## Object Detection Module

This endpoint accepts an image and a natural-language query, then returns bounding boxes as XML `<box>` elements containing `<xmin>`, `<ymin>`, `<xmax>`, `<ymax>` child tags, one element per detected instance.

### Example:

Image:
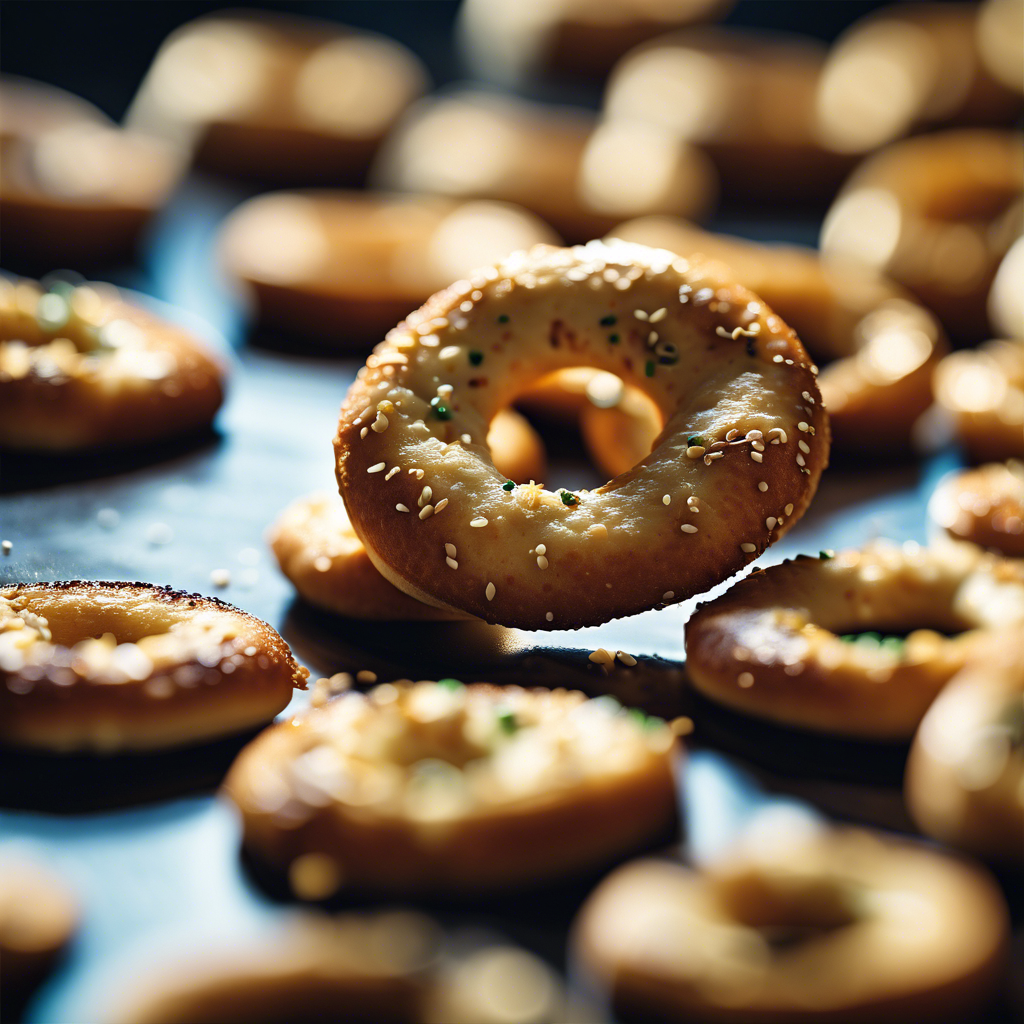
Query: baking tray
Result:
<box><xmin>1</xmin><ymin>179</ymin><xmax>1021</xmax><ymax>1023</ymax></box>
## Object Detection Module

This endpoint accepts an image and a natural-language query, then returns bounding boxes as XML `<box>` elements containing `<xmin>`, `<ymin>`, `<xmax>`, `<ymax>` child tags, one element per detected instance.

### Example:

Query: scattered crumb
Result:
<box><xmin>1</xmin><ymin>540</ymin><xmax>11</xmax><ymax>556</ymax></box>
<box><xmin>210</xmin><ymin>568</ymin><xmax>231</xmax><ymax>587</ymax></box>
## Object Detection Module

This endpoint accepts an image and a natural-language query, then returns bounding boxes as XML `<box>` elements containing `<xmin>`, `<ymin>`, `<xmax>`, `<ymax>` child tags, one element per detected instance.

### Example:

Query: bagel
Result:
<box><xmin>0</xmin><ymin>581</ymin><xmax>307</xmax><ymax>753</ymax></box>
<box><xmin>906</xmin><ymin>646</ymin><xmax>1024</xmax><ymax>862</ymax></box>
<box><xmin>977</xmin><ymin>0</ymin><xmax>1024</xmax><ymax>96</ymax></box>
<box><xmin>988</xmin><ymin>234</ymin><xmax>1023</xmax><ymax>339</ymax></box>
<box><xmin>220</xmin><ymin>192</ymin><xmax>560</xmax><ymax>346</ymax></box>
<box><xmin>929</xmin><ymin>461</ymin><xmax>1024</xmax><ymax>558</ymax></box>
<box><xmin>606</xmin><ymin>217</ymin><xmax>946</xmax><ymax>455</ymax></box>
<box><xmin>107</xmin><ymin>910</ymin><xmax>577</xmax><ymax>1024</ymax></box>
<box><xmin>0</xmin><ymin>860</ymin><xmax>78</xmax><ymax>1010</ymax></box>
<box><xmin>370</xmin><ymin>91</ymin><xmax>717</xmax><ymax>243</ymax></box>
<box><xmin>684</xmin><ymin>541</ymin><xmax>1024</xmax><ymax>739</ymax></box>
<box><xmin>933</xmin><ymin>338</ymin><xmax>1024</xmax><ymax>462</ymax></box>
<box><xmin>334</xmin><ymin>240</ymin><xmax>829</xmax><ymax>630</ymax></box>
<box><xmin>0</xmin><ymin>277</ymin><xmax>225</xmax><ymax>452</ymax></box>
<box><xmin>573</xmin><ymin>821</ymin><xmax>1009</xmax><ymax>1022</ymax></box>
<box><xmin>224</xmin><ymin>680</ymin><xmax>679</xmax><ymax>895</ymax></box>
<box><xmin>815</xmin><ymin>3</ymin><xmax>1023</xmax><ymax>156</ymax></box>
<box><xmin>0</xmin><ymin>77</ymin><xmax>180</xmax><ymax>267</ymax></box>
<box><xmin>126</xmin><ymin>11</ymin><xmax>427</xmax><ymax>184</ymax></box>
<box><xmin>820</xmin><ymin>129</ymin><xmax>1023</xmax><ymax>342</ymax></box>
<box><xmin>602</xmin><ymin>29</ymin><xmax>857</xmax><ymax>204</ymax></box>
<box><xmin>457</xmin><ymin>0</ymin><xmax>732</xmax><ymax>85</ymax></box>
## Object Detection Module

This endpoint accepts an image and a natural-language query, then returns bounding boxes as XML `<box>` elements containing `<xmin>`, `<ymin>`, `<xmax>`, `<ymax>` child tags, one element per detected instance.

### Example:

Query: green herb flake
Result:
<box><xmin>502</xmin><ymin>479</ymin><xmax>516</xmax><ymax>491</ymax></box>
<box><xmin>608</xmin><ymin>333</ymin><xmax>620</xmax><ymax>344</ymax></box>
<box><xmin>436</xmin><ymin>677</ymin><xmax>464</xmax><ymax>691</ymax></box>
<box><xmin>560</xmin><ymin>490</ymin><xmax>578</xmax><ymax>506</ymax></box>
<box><xmin>599</xmin><ymin>314</ymin><xmax>617</xmax><ymax>326</ymax></box>
<box><xmin>820</xmin><ymin>550</ymin><xmax>834</xmax><ymax>560</ymax></box>
<box><xmin>645</xmin><ymin>360</ymin><xmax>655</xmax><ymax>378</ymax></box>
<box><xmin>496</xmin><ymin>708</ymin><xmax>518</xmax><ymax>734</ymax></box>
<box><xmin>688</xmin><ymin>435</ymin><xmax>703</xmax><ymax>447</ymax></box>
<box><xmin>497</xmin><ymin>314</ymin><xmax>510</xmax><ymax>324</ymax></box>
<box><xmin>468</xmin><ymin>350</ymin><xmax>484</xmax><ymax>366</ymax></box>
<box><xmin>430</xmin><ymin>396</ymin><xmax>452</xmax><ymax>420</ymax></box>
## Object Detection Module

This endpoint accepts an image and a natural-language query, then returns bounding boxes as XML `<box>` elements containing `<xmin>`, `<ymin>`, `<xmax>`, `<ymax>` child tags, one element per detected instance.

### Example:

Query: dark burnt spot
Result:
<box><xmin>468</xmin><ymin>377</ymin><xmax>488</xmax><ymax>388</ymax></box>
<box><xmin>746</xmin><ymin>337</ymin><xmax>757</xmax><ymax>358</ymax></box>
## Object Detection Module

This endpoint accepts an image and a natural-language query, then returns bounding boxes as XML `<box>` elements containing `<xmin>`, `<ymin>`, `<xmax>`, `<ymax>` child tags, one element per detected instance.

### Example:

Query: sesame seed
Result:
<box><xmin>738</xmin><ymin>672</ymin><xmax>754</xmax><ymax>688</ymax></box>
<box><xmin>686</xmin><ymin>445</ymin><xmax>706</xmax><ymax>458</ymax></box>
<box><xmin>802</xmin><ymin>391</ymin><xmax>815</xmax><ymax>403</ymax></box>
<box><xmin>446</xmin><ymin>557</ymin><xmax>459</xmax><ymax>570</ymax></box>
<box><xmin>705</xmin><ymin>451</ymin><xmax>724</xmax><ymax>463</ymax></box>
<box><xmin>418</xmin><ymin>486</ymin><xmax>432</xmax><ymax>507</ymax></box>
<box><xmin>649</xmin><ymin>307</ymin><xmax>667</xmax><ymax>323</ymax></box>
<box><xmin>647</xmin><ymin>330</ymin><xmax>659</xmax><ymax>346</ymax></box>
<box><xmin>687</xmin><ymin>496</ymin><xmax>699</xmax><ymax>510</ymax></box>
<box><xmin>798</xmin><ymin>440</ymin><xmax>810</xmax><ymax>454</ymax></box>
<box><xmin>633</xmin><ymin>309</ymin><xmax>648</xmax><ymax>320</ymax></box>
<box><xmin>662</xmin><ymin>494</ymin><xmax>671</xmax><ymax>505</ymax></box>
<box><xmin>758</xmin><ymin>481</ymin><xmax>768</xmax><ymax>492</ymax></box>
<box><xmin>210</xmin><ymin>568</ymin><xmax>231</xmax><ymax>587</ymax></box>
<box><xmin>461</xmin><ymin>433</ymin><xmax>472</xmax><ymax>443</ymax></box>
<box><xmin>766</xmin><ymin>517</ymin><xmax>777</xmax><ymax>530</ymax></box>
<box><xmin>470</xmin><ymin>517</ymin><xmax>488</xmax><ymax>527</ymax></box>
<box><xmin>752</xmin><ymin>441</ymin><xmax>765</xmax><ymax>451</ymax></box>
<box><xmin>681</xmin><ymin>523</ymin><xmax>698</xmax><ymax>534</ymax></box>
<box><xmin>371</xmin><ymin>413</ymin><xmax>389</xmax><ymax>432</ymax></box>
<box><xmin>773</xmin><ymin>355</ymin><xmax>784</xmax><ymax>363</ymax></box>
<box><xmin>747</xmin><ymin>429</ymin><xmax>763</xmax><ymax>440</ymax></box>
<box><xmin>616</xmin><ymin>650</ymin><xmax>638</xmax><ymax>666</ymax></box>
<box><xmin>715</xmin><ymin>326</ymin><xmax>731</xmax><ymax>338</ymax></box>
<box><xmin>769</xmin><ymin>427</ymin><xmax>788</xmax><ymax>444</ymax></box>
<box><xmin>535</xmin><ymin>544</ymin><xmax>546</xmax><ymax>555</ymax></box>
<box><xmin>546</xmin><ymin>612</ymin><xmax>554</xmax><ymax>621</ymax></box>
<box><xmin>439</xmin><ymin>345</ymin><xmax>460</xmax><ymax>359</ymax></box>
<box><xmin>785</xmin><ymin>503</ymin><xmax>794</xmax><ymax>515</ymax></box>
<box><xmin>396</xmin><ymin>504</ymin><xmax>409</xmax><ymax>512</ymax></box>
<box><xmin>663</xmin><ymin>591</ymin><xmax>675</xmax><ymax>600</ymax></box>
<box><xmin>485</xmin><ymin>582</ymin><xmax>496</xmax><ymax>601</ymax></box>
<box><xmin>419</xmin><ymin>505</ymin><xmax>434</xmax><ymax>520</ymax></box>
<box><xmin>360</xmin><ymin>427</ymin><xmax>368</xmax><ymax>439</ymax></box>
<box><xmin>741</xmin><ymin>542</ymin><xmax>757</xmax><ymax>553</ymax></box>
<box><xmin>751</xmin><ymin>451</ymin><xmax>763</xmax><ymax>463</ymax></box>
<box><xmin>385</xmin><ymin>467</ymin><xmax>399</xmax><ymax>480</ymax></box>
<box><xmin>798</xmin><ymin>421</ymin><xmax>809</xmax><ymax>432</ymax></box>
<box><xmin>726</xmin><ymin>429</ymin><xmax>738</xmax><ymax>441</ymax></box>
<box><xmin>368</xmin><ymin>462</ymin><xmax>386</xmax><ymax>474</ymax></box>
<box><xmin>796</xmin><ymin>454</ymin><xmax>806</xmax><ymax>466</ymax></box>
<box><xmin>434</xmin><ymin>498</ymin><xmax>448</xmax><ymax>513</ymax></box>
<box><xmin>589</xmin><ymin>648</ymin><xmax>614</xmax><ymax>665</ymax></box>
<box><xmin>356</xmin><ymin>670</ymin><xmax>377</xmax><ymax>685</ymax></box>
<box><xmin>670</xmin><ymin>716</ymin><xmax>694</xmax><ymax>736</ymax></box>
<box><xmin>445</xmin><ymin>543</ymin><xmax>456</xmax><ymax>557</ymax></box>
<box><xmin>1</xmin><ymin>540</ymin><xmax>11</xmax><ymax>555</ymax></box>
<box><xmin>537</xmin><ymin>555</ymin><xmax>549</xmax><ymax>569</ymax></box>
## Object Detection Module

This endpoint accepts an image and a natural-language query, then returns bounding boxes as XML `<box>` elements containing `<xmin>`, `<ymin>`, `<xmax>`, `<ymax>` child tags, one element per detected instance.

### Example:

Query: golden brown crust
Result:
<box><xmin>933</xmin><ymin>339</ymin><xmax>1024</xmax><ymax>463</ymax></box>
<box><xmin>335</xmin><ymin>240</ymin><xmax>829</xmax><ymax>630</ymax></box>
<box><xmin>573</xmin><ymin>825</ymin><xmax>1009</xmax><ymax>1022</ymax></box>
<box><xmin>126</xmin><ymin>12</ymin><xmax>427</xmax><ymax>185</ymax></box>
<box><xmin>0</xmin><ymin>861</ymin><xmax>78</xmax><ymax>996</ymax></box>
<box><xmin>0</xmin><ymin>581</ymin><xmax>307</xmax><ymax>752</ymax></box>
<box><xmin>219</xmin><ymin>192</ymin><xmax>560</xmax><ymax>346</ymax></box>
<box><xmin>684</xmin><ymin>541</ymin><xmax>1024</xmax><ymax>739</ymax></box>
<box><xmin>609</xmin><ymin>218</ymin><xmax>947</xmax><ymax>453</ymax></box>
<box><xmin>0</xmin><ymin>278</ymin><xmax>226</xmax><ymax>452</ymax></box>
<box><xmin>906</xmin><ymin>646</ymin><xmax>1024</xmax><ymax>862</ymax></box>
<box><xmin>821</xmin><ymin>129</ymin><xmax>1023</xmax><ymax>342</ymax></box>
<box><xmin>224</xmin><ymin>681</ymin><xmax>679</xmax><ymax>895</ymax></box>
<box><xmin>929</xmin><ymin>461</ymin><xmax>1024</xmax><ymax>557</ymax></box>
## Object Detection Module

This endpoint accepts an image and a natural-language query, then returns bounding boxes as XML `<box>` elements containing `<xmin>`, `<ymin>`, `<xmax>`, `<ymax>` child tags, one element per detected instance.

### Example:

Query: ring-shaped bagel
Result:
<box><xmin>0</xmin><ymin>582</ymin><xmax>307</xmax><ymax>752</ymax></box>
<box><xmin>608</xmin><ymin>217</ymin><xmax>947</xmax><ymax>453</ymax></box>
<box><xmin>0</xmin><ymin>278</ymin><xmax>225</xmax><ymax>451</ymax></box>
<box><xmin>933</xmin><ymin>338</ymin><xmax>1024</xmax><ymax>462</ymax></box>
<box><xmin>906</xmin><ymin>646</ymin><xmax>1024</xmax><ymax>862</ymax></box>
<box><xmin>820</xmin><ymin>128</ymin><xmax>1023</xmax><ymax>342</ymax></box>
<box><xmin>334</xmin><ymin>240</ymin><xmax>829</xmax><ymax>630</ymax></box>
<box><xmin>684</xmin><ymin>541</ymin><xmax>1024</xmax><ymax>739</ymax></box>
<box><xmin>272</xmin><ymin>410</ymin><xmax>545</xmax><ymax>620</ymax></box>
<box><xmin>573</xmin><ymin>824</ymin><xmax>1009</xmax><ymax>1022</ymax></box>
<box><xmin>224</xmin><ymin>680</ymin><xmax>679</xmax><ymax>895</ymax></box>
<box><xmin>929</xmin><ymin>461</ymin><xmax>1024</xmax><ymax>558</ymax></box>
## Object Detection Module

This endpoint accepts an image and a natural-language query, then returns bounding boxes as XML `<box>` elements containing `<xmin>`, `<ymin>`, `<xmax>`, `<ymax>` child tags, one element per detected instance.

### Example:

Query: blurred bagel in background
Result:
<box><xmin>126</xmin><ymin>11</ymin><xmax>428</xmax><ymax>185</ymax></box>
<box><xmin>0</xmin><ymin>77</ymin><xmax>181</xmax><ymax>268</ymax></box>
<box><xmin>370</xmin><ymin>90</ymin><xmax>717</xmax><ymax>242</ymax></box>
<box><xmin>219</xmin><ymin>192</ymin><xmax>561</xmax><ymax>346</ymax></box>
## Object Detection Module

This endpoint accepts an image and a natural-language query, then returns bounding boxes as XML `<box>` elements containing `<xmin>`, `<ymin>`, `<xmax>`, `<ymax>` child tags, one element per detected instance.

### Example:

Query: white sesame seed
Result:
<box><xmin>741</xmin><ymin>542</ymin><xmax>757</xmax><ymax>553</ymax></box>
<box><xmin>470</xmin><ymin>517</ymin><xmax>488</xmax><ymax>527</ymax></box>
<box><xmin>446</xmin><ymin>557</ymin><xmax>459</xmax><ymax>570</ymax></box>
<box><xmin>545</xmin><ymin>611</ymin><xmax>554</xmax><ymax>622</ymax></box>
<box><xmin>758</xmin><ymin>481</ymin><xmax>768</xmax><ymax>492</ymax></box>
<box><xmin>705</xmin><ymin>451</ymin><xmax>724</xmax><ymax>462</ymax></box>
<box><xmin>1</xmin><ymin>540</ymin><xmax>11</xmax><ymax>555</ymax></box>
<box><xmin>663</xmin><ymin>591</ymin><xmax>675</xmax><ymax>600</ymax></box>
<box><xmin>445</xmin><ymin>543</ymin><xmax>457</xmax><ymax>557</ymax></box>
<box><xmin>686</xmin><ymin>446</ymin><xmax>706</xmax><ymax>458</ymax></box>
<box><xmin>367</xmin><ymin>462</ymin><xmax>386</xmax><ymax>474</ymax></box>
<box><xmin>738</xmin><ymin>672</ymin><xmax>754</xmax><ymax>688</ymax></box>
<box><xmin>681</xmin><ymin>523</ymin><xmax>698</xmax><ymax>534</ymax></box>
<box><xmin>616</xmin><ymin>651</ymin><xmax>638</xmax><ymax>666</ymax></box>
<box><xmin>751</xmin><ymin>451</ymin><xmax>763</xmax><ymax>463</ymax></box>
<box><xmin>371</xmin><ymin>413</ymin><xmax>388</xmax><ymax>432</ymax></box>
<box><xmin>688</xmin><ymin>497</ymin><xmax>700</xmax><ymax>511</ymax></box>
<box><xmin>439</xmin><ymin>345</ymin><xmax>460</xmax><ymax>359</ymax></box>
<box><xmin>485</xmin><ymin>582</ymin><xmax>496</xmax><ymax>601</ymax></box>
<box><xmin>785</xmin><ymin>503</ymin><xmax>794</xmax><ymax>515</ymax></box>
<box><xmin>434</xmin><ymin>498</ymin><xmax>448</xmax><ymax>513</ymax></box>
<box><xmin>535</xmin><ymin>543</ymin><xmax>546</xmax><ymax>555</ymax></box>
<box><xmin>537</xmin><ymin>555</ymin><xmax>549</xmax><ymax>569</ymax></box>
<box><xmin>647</xmin><ymin>330</ymin><xmax>659</xmax><ymax>346</ymax></box>
<box><xmin>715</xmin><ymin>326</ymin><xmax>731</xmax><ymax>338</ymax></box>
<box><xmin>802</xmin><ymin>391</ymin><xmax>815</xmax><ymax>403</ymax></box>
<box><xmin>360</xmin><ymin>427</ymin><xmax>368</xmax><ymax>439</ymax></box>
<box><xmin>210</xmin><ymin>568</ymin><xmax>231</xmax><ymax>587</ymax></box>
<box><xmin>773</xmin><ymin>355</ymin><xmax>784</xmax><ymax>363</ymax></box>
<box><xmin>726</xmin><ymin>429</ymin><xmax>738</xmax><ymax>441</ymax></box>
<box><xmin>747</xmin><ymin>429</ymin><xmax>763</xmax><ymax>440</ymax></box>
<box><xmin>798</xmin><ymin>440</ymin><xmax>810</xmax><ymax>454</ymax></box>
<box><xmin>752</xmin><ymin>441</ymin><xmax>765</xmax><ymax>451</ymax></box>
<box><xmin>418</xmin><ymin>486</ymin><xmax>432</xmax><ymax>507</ymax></box>
<box><xmin>798</xmin><ymin>421</ymin><xmax>809</xmax><ymax>432</ymax></box>
<box><xmin>796</xmin><ymin>454</ymin><xmax>806</xmax><ymax>466</ymax></box>
<box><xmin>356</xmin><ymin>670</ymin><xmax>377</xmax><ymax>684</ymax></box>
<box><xmin>418</xmin><ymin>505</ymin><xmax>434</xmax><ymax>520</ymax></box>
<box><xmin>396</xmin><ymin>504</ymin><xmax>409</xmax><ymax>512</ymax></box>
<box><xmin>662</xmin><ymin>494</ymin><xmax>671</xmax><ymax>505</ymax></box>
<box><xmin>384</xmin><ymin>467</ymin><xmax>399</xmax><ymax>480</ymax></box>
<box><xmin>461</xmin><ymin>433</ymin><xmax>472</xmax><ymax>444</ymax></box>
<box><xmin>649</xmin><ymin>307</ymin><xmax>667</xmax><ymax>323</ymax></box>
<box><xmin>766</xmin><ymin>517</ymin><xmax>777</xmax><ymax>530</ymax></box>
<box><xmin>633</xmin><ymin>309</ymin><xmax>648</xmax><ymax>320</ymax></box>
<box><xmin>589</xmin><ymin>648</ymin><xmax>614</xmax><ymax>665</ymax></box>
